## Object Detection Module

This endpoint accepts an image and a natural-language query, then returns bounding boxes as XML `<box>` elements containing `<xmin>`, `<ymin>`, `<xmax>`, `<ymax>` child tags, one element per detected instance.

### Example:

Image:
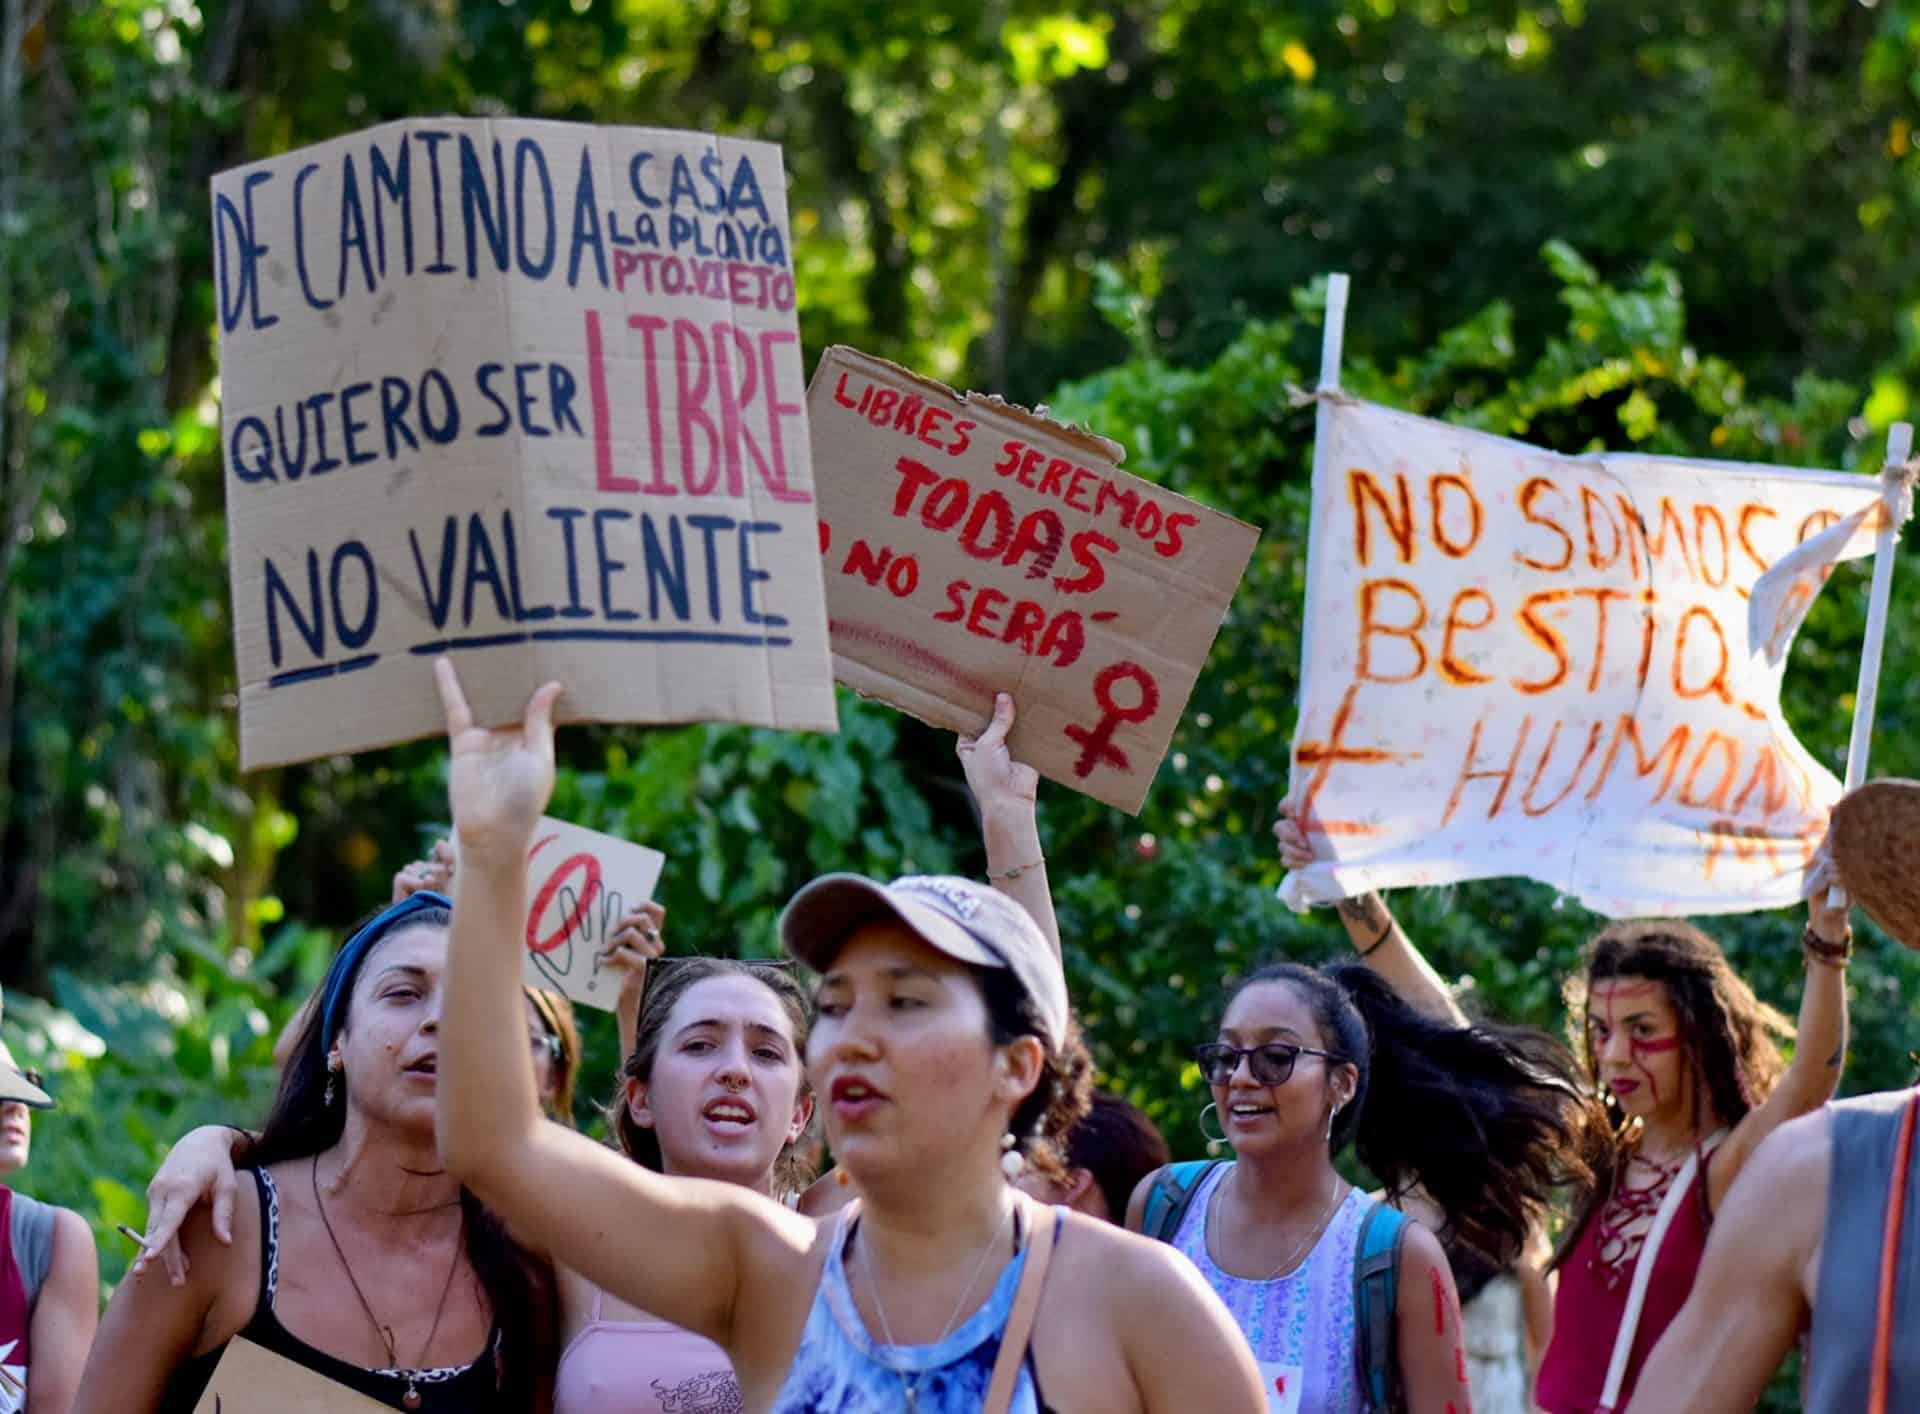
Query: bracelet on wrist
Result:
<box><xmin>988</xmin><ymin>857</ymin><xmax>1046</xmax><ymax>882</ymax></box>
<box><xmin>1355</xmin><ymin>918</ymin><xmax>1394</xmax><ymax>958</ymax></box>
<box><xmin>1803</xmin><ymin>925</ymin><xmax>1853</xmax><ymax>967</ymax></box>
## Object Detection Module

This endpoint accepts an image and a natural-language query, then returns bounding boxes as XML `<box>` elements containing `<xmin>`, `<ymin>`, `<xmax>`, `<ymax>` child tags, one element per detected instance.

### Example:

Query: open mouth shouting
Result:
<box><xmin>702</xmin><ymin>1096</ymin><xmax>759</xmax><ymax>1132</ymax></box>
<box><xmin>829</xmin><ymin>1075</ymin><xmax>889</xmax><ymax>1124</ymax></box>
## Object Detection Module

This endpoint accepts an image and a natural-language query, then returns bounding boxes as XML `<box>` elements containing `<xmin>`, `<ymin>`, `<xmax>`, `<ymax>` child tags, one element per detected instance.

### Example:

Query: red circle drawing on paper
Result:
<box><xmin>527</xmin><ymin>851</ymin><xmax>603</xmax><ymax>954</ymax></box>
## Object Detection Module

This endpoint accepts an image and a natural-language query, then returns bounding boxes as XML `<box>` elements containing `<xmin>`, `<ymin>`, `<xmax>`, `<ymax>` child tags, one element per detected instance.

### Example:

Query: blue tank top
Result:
<box><xmin>769</xmin><ymin>1206</ymin><xmax>1061</xmax><ymax>1414</ymax></box>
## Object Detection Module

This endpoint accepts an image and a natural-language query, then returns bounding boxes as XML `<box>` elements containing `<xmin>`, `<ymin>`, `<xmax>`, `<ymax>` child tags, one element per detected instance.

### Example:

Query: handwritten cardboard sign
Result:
<box><xmin>521</xmin><ymin>816</ymin><xmax>665</xmax><ymax>1009</ymax></box>
<box><xmin>1280</xmin><ymin>398</ymin><xmax>1888</xmax><ymax>918</ymax></box>
<box><xmin>808</xmin><ymin>347</ymin><xmax>1259</xmax><ymax>813</ymax></box>
<box><xmin>213</xmin><ymin>118</ymin><xmax>837</xmax><ymax>770</ymax></box>
<box><xmin>192</xmin><ymin>1337</ymin><xmax>393</xmax><ymax>1413</ymax></box>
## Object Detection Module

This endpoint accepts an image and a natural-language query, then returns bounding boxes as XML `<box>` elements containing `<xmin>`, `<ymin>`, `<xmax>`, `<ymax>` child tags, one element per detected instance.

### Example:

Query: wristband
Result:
<box><xmin>1803</xmin><ymin>926</ymin><xmax>1853</xmax><ymax>967</ymax></box>
<box><xmin>988</xmin><ymin>857</ymin><xmax>1046</xmax><ymax>882</ymax></box>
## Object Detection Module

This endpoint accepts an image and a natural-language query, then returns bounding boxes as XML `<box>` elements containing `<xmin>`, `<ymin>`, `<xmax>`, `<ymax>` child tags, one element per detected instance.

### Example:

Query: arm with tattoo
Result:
<box><xmin>1276</xmin><ymin>806</ymin><xmax>1467</xmax><ymax>1027</ymax></box>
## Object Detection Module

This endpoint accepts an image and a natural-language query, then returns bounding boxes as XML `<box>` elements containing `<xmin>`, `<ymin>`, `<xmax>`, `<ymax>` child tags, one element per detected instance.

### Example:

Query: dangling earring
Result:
<box><xmin>323</xmin><ymin>1059</ymin><xmax>339</xmax><ymax>1108</ymax></box>
<box><xmin>1324</xmin><ymin>1102</ymin><xmax>1341</xmax><ymax>1144</ymax></box>
<box><xmin>1198</xmin><ymin>1103</ymin><xmax>1229</xmax><ymax>1158</ymax></box>
<box><xmin>1000</xmin><ymin>1133</ymin><xmax>1026</xmax><ymax>1180</ymax></box>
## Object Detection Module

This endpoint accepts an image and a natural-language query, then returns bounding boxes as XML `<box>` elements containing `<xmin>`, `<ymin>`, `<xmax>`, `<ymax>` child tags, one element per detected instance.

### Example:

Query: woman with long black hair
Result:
<box><xmin>1128</xmin><ymin>955</ymin><xmax>1597</xmax><ymax>1414</ymax></box>
<box><xmin>73</xmin><ymin>893</ymin><xmax>555</xmax><ymax>1413</ymax></box>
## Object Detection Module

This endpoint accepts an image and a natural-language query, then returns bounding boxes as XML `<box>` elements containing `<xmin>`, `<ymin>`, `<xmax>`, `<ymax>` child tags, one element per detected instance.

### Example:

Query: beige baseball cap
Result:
<box><xmin>0</xmin><ymin>1043</ymin><xmax>51</xmax><ymax>1110</ymax></box>
<box><xmin>780</xmin><ymin>874</ymin><xmax>1069</xmax><ymax>1051</ymax></box>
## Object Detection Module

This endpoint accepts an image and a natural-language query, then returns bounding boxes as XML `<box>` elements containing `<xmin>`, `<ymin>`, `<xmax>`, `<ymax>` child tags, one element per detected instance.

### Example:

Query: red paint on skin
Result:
<box><xmin>1455</xmin><ymin>1339</ymin><xmax>1468</xmax><ymax>1385</ymax></box>
<box><xmin>1630</xmin><ymin>1032</ymin><xmax>1681</xmax><ymax>1104</ymax></box>
<box><xmin>1431</xmin><ymin>1266</ymin><xmax>1447</xmax><ymax>1336</ymax></box>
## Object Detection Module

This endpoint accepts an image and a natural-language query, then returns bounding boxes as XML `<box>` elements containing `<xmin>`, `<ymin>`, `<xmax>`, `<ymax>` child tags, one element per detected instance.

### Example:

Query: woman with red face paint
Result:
<box><xmin>1275</xmin><ymin>805</ymin><xmax>1852</xmax><ymax>1414</ymax></box>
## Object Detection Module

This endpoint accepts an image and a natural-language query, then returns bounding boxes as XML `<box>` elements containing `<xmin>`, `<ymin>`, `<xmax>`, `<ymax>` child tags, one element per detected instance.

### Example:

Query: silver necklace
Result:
<box><xmin>858</xmin><ymin>1203</ymin><xmax>1013</xmax><ymax>1412</ymax></box>
<box><xmin>1225</xmin><ymin>1168</ymin><xmax>1348</xmax><ymax>1281</ymax></box>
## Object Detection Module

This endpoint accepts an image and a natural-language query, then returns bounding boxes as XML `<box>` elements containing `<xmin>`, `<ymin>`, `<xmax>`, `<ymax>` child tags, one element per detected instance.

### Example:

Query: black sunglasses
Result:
<box><xmin>1193</xmin><ymin>1041</ymin><xmax>1345</xmax><ymax>1087</ymax></box>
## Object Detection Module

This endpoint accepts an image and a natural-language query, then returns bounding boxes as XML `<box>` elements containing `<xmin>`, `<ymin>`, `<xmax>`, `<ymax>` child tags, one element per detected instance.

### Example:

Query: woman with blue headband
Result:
<box><xmin>73</xmin><ymin>891</ymin><xmax>556</xmax><ymax>1413</ymax></box>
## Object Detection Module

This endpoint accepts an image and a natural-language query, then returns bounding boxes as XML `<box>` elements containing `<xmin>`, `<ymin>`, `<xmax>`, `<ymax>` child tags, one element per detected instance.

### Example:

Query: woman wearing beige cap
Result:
<box><xmin>0</xmin><ymin>1030</ymin><xmax>99</xmax><ymax>1414</ymax></box>
<box><xmin>434</xmin><ymin>661</ymin><xmax>1265</xmax><ymax>1414</ymax></box>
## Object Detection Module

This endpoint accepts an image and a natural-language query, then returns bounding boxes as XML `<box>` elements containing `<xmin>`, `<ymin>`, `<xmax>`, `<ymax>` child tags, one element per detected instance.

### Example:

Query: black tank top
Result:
<box><xmin>158</xmin><ymin>1168</ymin><xmax>507</xmax><ymax>1412</ymax></box>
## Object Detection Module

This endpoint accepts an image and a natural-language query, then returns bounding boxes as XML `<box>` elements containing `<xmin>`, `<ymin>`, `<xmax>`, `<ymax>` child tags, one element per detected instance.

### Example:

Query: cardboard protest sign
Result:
<box><xmin>1280</xmin><ymin>398</ymin><xmax>1892</xmax><ymax>918</ymax></box>
<box><xmin>522</xmin><ymin>815</ymin><xmax>665</xmax><ymax>1009</ymax></box>
<box><xmin>213</xmin><ymin>118</ymin><xmax>836</xmax><ymax>770</ymax></box>
<box><xmin>808</xmin><ymin>346</ymin><xmax>1259</xmax><ymax>813</ymax></box>
<box><xmin>191</xmin><ymin>1337</ymin><xmax>392</xmax><ymax>1413</ymax></box>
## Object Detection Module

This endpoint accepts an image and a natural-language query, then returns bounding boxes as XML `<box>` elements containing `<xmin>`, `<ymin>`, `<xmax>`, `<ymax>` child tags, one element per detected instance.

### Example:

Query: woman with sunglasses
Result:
<box><xmin>0</xmin><ymin>1017</ymin><xmax>98</xmax><ymax>1414</ymax></box>
<box><xmin>74</xmin><ymin>893</ymin><xmax>555</xmax><ymax>1414</ymax></box>
<box><xmin>1277</xmin><ymin>805</ymin><xmax>1851</xmax><ymax>1414</ymax></box>
<box><xmin>433</xmin><ymin>664</ymin><xmax>1266</xmax><ymax>1413</ymax></box>
<box><xmin>1130</xmin><ymin>958</ymin><xmax>1597</xmax><ymax>1414</ymax></box>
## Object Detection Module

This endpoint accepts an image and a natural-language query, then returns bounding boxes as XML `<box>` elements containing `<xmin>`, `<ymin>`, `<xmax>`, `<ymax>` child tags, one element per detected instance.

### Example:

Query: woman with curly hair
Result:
<box><xmin>1276</xmin><ymin>805</ymin><xmax>1851</xmax><ymax>1413</ymax></box>
<box><xmin>434</xmin><ymin>669</ymin><xmax>1265</xmax><ymax>1414</ymax></box>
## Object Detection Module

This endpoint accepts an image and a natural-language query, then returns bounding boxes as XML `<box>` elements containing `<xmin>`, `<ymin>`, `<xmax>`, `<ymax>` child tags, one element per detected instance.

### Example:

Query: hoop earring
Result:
<box><xmin>1198</xmin><ymin>1103</ymin><xmax>1229</xmax><ymax>1157</ymax></box>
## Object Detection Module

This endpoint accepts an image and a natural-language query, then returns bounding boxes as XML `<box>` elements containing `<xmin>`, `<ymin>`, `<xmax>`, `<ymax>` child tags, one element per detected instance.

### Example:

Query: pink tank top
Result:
<box><xmin>1534</xmin><ymin>1157</ymin><xmax>1713</xmax><ymax>1413</ymax></box>
<box><xmin>553</xmin><ymin>1286</ymin><xmax>741</xmax><ymax>1414</ymax></box>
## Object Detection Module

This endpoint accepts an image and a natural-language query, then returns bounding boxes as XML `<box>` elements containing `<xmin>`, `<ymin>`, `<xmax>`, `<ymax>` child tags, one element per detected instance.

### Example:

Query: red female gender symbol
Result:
<box><xmin>1064</xmin><ymin>662</ymin><xmax>1161</xmax><ymax>778</ymax></box>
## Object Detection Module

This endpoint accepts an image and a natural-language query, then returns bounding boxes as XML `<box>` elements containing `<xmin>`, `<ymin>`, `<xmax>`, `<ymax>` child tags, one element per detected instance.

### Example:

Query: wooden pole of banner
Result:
<box><xmin>1830</xmin><ymin>420</ymin><xmax>1912</xmax><ymax>906</ymax></box>
<box><xmin>1285</xmin><ymin>274</ymin><xmax>1349</xmax><ymax>844</ymax></box>
<box><xmin>1319</xmin><ymin>273</ymin><xmax>1350</xmax><ymax>393</ymax></box>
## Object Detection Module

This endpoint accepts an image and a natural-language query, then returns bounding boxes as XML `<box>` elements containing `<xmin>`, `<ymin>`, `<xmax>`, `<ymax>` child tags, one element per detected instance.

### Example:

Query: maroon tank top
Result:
<box><xmin>0</xmin><ymin>1187</ymin><xmax>31</xmax><ymax>1396</ymax></box>
<box><xmin>1534</xmin><ymin>1156</ymin><xmax>1713</xmax><ymax>1413</ymax></box>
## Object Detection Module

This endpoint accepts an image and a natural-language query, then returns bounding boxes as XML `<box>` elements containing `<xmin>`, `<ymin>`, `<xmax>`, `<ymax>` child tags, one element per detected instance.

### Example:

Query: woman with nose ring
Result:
<box><xmin>1276</xmin><ymin>803</ymin><xmax>1852</xmax><ymax>1413</ymax></box>
<box><xmin>434</xmin><ymin>663</ymin><xmax>1267</xmax><ymax>1413</ymax></box>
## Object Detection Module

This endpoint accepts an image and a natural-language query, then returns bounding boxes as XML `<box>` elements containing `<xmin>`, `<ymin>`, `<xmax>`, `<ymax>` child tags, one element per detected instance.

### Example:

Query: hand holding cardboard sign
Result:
<box><xmin>603</xmin><ymin>900</ymin><xmax>667</xmax><ymax>1058</ymax></box>
<box><xmin>957</xmin><ymin>692</ymin><xmax>1039</xmax><ymax>816</ymax></box>
<box><xmin>435</xmin><ymin>658</ymin><xmax>560</xmax><ymax>862</ymax></box>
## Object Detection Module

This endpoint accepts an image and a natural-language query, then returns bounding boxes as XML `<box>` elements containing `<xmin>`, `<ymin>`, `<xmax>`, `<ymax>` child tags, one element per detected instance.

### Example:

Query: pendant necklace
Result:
<box><xmin>860</xmin><ymin>1202</ymin><xmax>1013</xmax><ymax>1411</ymax></box>
<box><xmin>312</xmin><ymin>1155</ymin><xmax>466</xmax><ymax>1410</ymax></box>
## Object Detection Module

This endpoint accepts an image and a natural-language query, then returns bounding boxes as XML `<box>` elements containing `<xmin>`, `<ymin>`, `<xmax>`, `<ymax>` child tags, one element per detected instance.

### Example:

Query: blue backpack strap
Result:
<box><xmin>1352</xmin><ymin>1201</ymin><xmax>1410</xmax><ymax>1412</ymax></box>
<box><xmin>1141</xmin><ymin>1160</ymin><xmax>1224</xmax><ymax>1244</ymax></box>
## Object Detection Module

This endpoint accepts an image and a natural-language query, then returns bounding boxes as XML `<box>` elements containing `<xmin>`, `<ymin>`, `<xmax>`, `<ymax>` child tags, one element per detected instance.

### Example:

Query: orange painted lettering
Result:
<box><xmin>1442</xmin><ymin>714</ymin><xmax>1533</xmax><ymax>825</ymax></box>
<box><xmin>1517</xmin><ymin>477</ymin><xmax>1574</xmax><ymax>572</ymax></box>
<box><xmin>1521</xmin><ymin>719</ymin><xmax>1605</xmax><ymax>817</ymax></box>
<box><xmin>1513</xmin><ymin>590</ymin><xmax>1571</xmax><ymax>695</ymax></box>
<box><xmin>1348</xmin><ymin>469</ymin><xmax>1416</xmax><ymax>567</ymax></box>
<box><xmin>1428</xmin><ymin>472</ymin><xmax>1483</xmax><ymax>558</ymax></box>
<box><xmin>1673</xmin><ymin>605</ymin><xmax>1733</xmax><ymax>703</ymax></box>
<box><xmin>1358</xmin><ymin>579</ymin><xmax>1429</xmax><ymax>683</ymax></box>
<box><xmin>1587</xmin><ymin>715</ymin><xmax>1690</xmax><ymax>804</ymax></box>
<box><xmin>1440</xmin><ymin>589</ymin><xmax>1496</xmax><ymax>686</ymax></box>
<box><xmin>1679</xmin><ymin>731</ymin><xmax>1740</xmax><ymax>811</ymax></box>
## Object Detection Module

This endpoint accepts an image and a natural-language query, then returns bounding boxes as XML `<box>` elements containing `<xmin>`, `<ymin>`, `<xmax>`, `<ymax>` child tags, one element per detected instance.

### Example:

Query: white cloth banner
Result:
<box><xmin>1281</xmin><ymin>399</ymin><xmax>1892</xmax><ymax>918</ymax></box>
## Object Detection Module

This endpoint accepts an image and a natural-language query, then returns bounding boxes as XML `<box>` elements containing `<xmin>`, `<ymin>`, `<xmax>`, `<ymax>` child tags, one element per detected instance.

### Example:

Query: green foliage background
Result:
<box><xmin>4</xmin><ymin>7</ymin><xmax>1920</xmax><ymax>1403</ymax></box>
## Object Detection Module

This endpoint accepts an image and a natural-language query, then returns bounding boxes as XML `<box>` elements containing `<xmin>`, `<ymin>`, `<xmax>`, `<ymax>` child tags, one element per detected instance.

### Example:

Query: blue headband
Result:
<box><xmin>318</xmin><ymin>890</ymin><xmax>452</xmax><ymax>1055</ymax></box>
